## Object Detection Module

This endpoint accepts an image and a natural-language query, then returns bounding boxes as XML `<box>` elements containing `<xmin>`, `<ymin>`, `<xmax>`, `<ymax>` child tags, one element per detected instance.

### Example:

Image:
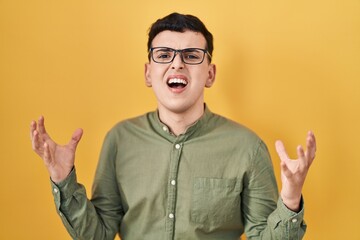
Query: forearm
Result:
<box><xmin>51</xmin><ymin>168</ymin><xmax>120</xmax><ymax>240</ymax></box>
<box><xmin>244</xmin><ymin>141</ymin><xmax>307</xmax><ymax>239</ymax></box>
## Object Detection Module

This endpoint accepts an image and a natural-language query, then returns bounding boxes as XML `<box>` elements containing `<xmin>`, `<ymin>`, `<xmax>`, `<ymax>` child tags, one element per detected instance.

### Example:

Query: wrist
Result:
<box><xmin>281</xmin><ymin>192</ymin><xmax>301</xmax><ymax>212</ymax></box>
<box><xmin>49</xmin><ymin>167</ymin><xmax>74</xmax><ymax>184</ymax></box>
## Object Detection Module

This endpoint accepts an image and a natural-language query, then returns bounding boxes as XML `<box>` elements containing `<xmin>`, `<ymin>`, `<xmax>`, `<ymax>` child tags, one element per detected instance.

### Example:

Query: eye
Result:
<box><xmin>154</xmin><ymin>49</ymin><xmax>173</xmax><ymax>60</ymax></box>
<box><xmin>183</xmin><ymin>50</ymin><xmax>202</xmax><ymax>60</ymax></box>
<box><xmin>185</xmin><ymin>54</ymin><xmax>200</xmax><ymax>59</ymax></box>
<box><xmin>157</xmin><ymin>53</ymin><xmax>171</xmax><ymax>59</ymax></box>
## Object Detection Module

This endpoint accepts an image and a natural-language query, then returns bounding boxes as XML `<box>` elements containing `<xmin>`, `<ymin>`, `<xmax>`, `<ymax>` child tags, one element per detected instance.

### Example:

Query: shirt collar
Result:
<box><xmin>149</xmin><ymin>104</ymin><xmax>213</xmax><ymax>142</ymax></box>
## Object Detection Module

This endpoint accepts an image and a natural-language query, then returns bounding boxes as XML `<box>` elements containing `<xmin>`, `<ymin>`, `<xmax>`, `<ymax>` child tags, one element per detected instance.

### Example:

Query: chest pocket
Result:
<box><xmin>190</xmin><ymin>177</ymin><xmax>242</xmax><ymax>232</ymax></box>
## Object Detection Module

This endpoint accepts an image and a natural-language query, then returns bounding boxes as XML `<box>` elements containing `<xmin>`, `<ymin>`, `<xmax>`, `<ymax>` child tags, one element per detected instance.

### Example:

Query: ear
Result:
<box><xmin>205</xmin><ymin>64</ymin><xmax>216</xmax><ymax>88</ymax></box>
<box><xmin>144</xmin><ymin>63</ymin><xmax>152</xmax><ymax>87</ymax></box>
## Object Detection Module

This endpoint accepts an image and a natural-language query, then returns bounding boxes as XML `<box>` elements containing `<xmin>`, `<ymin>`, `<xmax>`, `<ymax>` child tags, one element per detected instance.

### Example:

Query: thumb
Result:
<box><xmin>68</xmin><ymin>128</ymin><xmax>83</xmax><ymax>150</ymax></box>
<box><xmin>280</xmin><ymin>160</ymin><xmax>292</xmax><ymax>179</ymax></box>
<box><xmin>275</xmin><ymin>140</ymin><xmax>289</xmax><ymax>161</ymax></box>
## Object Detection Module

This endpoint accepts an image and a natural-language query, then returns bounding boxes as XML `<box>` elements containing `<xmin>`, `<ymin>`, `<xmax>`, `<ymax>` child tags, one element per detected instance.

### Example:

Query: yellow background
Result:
<box><xmin>1</xmin><ymin>1</ymin><xmax>359</xmax><ymax>239</ymax></box>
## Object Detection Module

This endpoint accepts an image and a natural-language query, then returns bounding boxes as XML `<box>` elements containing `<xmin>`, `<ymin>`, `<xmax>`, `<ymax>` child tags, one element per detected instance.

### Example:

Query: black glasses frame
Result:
<box><xmin>149</xmin><ymin>47</ymin><xmax>212</xmax><ymax>65</ymax></box>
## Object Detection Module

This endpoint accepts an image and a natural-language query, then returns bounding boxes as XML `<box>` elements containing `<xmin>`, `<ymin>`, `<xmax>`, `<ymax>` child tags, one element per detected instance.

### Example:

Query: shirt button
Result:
<box><xmin>169</xmin><ymin>213</ymin><xmax>175</xmax><ymax>219</ymax></box>
<box><xmin>292</xmin><ymin>218</ymin><xmax>298</xmax><ymax>223</ymax></box>
<box><xmin>53</xmin><ymin>188</ymin><xmax>59</xmax><ymax>193</ymax></box>
<box><xmin>171</xmin><ymin>180</ymin><xmax>176</xmax><ymax>186</ymax></box>
<box><xmin>175</xmin><ymin>144</ymin><xmax>181</xmax><ymax>149</ymax></box>
<box><xmin>162</xmin><ymin>126</ymin><xmax>168</xmax><ymax>132</ymax></box>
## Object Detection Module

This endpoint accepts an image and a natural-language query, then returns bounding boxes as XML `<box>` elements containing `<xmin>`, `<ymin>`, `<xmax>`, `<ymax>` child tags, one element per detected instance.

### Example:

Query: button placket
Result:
<box><xmin>165</xmin><ymin>141</ymin><xmax>183</xmax><ymax>238</ymax></box>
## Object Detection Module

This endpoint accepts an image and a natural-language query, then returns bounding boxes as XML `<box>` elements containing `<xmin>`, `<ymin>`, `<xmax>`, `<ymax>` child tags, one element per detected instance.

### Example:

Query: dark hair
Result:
<box><xmin>147</xmin><ymin>12</ymin><xmax>213</xmax><ymax>62</ymax></box>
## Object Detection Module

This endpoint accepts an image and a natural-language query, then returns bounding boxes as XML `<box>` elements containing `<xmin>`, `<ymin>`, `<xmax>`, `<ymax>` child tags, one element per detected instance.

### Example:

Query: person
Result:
<box><xmin>30</xmin><ymin>12</ymin><xmax>316</xmax><ymax>240</ymax></box>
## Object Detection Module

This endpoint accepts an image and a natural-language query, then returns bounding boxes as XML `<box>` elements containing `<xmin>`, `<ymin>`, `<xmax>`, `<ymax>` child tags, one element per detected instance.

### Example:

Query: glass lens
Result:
<box><xmin>182</xmin><ymin>49</ymin><xmax>204</xmax><ymax>64</ymax></box>
<box><xmin>152</xmin><ymin>48</ymin><xmax>174</xmax><ymax>63</ymax></box>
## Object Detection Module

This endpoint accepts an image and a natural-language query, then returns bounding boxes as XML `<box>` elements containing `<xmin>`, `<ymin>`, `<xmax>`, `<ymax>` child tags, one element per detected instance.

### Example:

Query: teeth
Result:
<box><xmin>168</xmin><ymin>78</ymin><xmax>187</xmax><ymax>85</ymax></box>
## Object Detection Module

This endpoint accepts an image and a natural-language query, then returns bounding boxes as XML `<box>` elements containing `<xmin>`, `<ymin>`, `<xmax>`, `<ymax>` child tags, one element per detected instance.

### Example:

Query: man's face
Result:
<box><xmin>145</xmin><ymin>30</ymin><xmax>216</xmax><ymax>115</ymax></box>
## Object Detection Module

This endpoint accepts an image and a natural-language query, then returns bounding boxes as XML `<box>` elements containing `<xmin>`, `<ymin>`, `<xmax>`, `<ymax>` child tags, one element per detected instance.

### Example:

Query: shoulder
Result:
<box><xmin>208</xmin><ymin>112</ymin><xmax>262</xmax><ymax>144</ymax></box>
<box><xmin>113</xmin><ymin>111</ymin><xmax>153</xmax><ymax>129</ymax></box>
<box><xmin>105</xmin><ymin>111</ymin><xmax>155</xmax><ymax>140</ymax></box>
<box><xmin>207</xmin><ymin>112</ymin><xmax>271</xmax><ymax>160</ymax></box>
<box><xmin>213</xmin><ymin>114</ymin><xmax>273</xmax><ymax>165</ymax></box>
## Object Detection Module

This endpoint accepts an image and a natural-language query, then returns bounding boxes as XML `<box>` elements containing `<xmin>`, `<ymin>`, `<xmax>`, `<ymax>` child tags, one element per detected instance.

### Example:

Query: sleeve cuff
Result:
<box><xmin>268</xmin><ymin>196</ymin><xmax>306</xmax><ymax>230</ymax></box>
<box><xmin>50</xmin><ymin>167</ymin><xmax>79</xmax><ymax>201</ymax></box>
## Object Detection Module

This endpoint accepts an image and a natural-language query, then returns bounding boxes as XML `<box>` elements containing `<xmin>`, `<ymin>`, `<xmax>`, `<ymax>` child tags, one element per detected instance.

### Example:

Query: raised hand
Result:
<box><xmin>275</xmin><ymin>131</ymin><xmax>316</xmax><ymax>211</ymax></box>
<box><xmin>30</xmin><ymin>116</ymin><xmax>83</xmax><ymax>183</ymax></box>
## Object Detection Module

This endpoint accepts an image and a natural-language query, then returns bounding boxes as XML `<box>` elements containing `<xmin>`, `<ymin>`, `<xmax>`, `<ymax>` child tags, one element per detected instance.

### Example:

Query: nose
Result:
<box><xmin>171</xmin><ymin>52</ymin><xmax>184</xmax><ymax>69</ymax></box>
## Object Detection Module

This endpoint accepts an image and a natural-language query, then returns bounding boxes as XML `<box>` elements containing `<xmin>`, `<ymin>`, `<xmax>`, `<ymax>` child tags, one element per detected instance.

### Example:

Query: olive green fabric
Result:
<box><xmin>51</xmin><ymin>107</ymin><xmax>306</xmax><ymax>240</ymax></box>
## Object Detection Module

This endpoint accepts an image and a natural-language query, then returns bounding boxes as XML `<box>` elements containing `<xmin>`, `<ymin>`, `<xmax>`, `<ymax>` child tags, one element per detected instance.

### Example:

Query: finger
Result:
<box><xmin>280</xmin><ymin>160</ymin><xmax>293</xmax><ymax>179</ymax></box>
<box><xmin>32</xmin><ymin>130</ymin><xmax>38</xmax><ymax>150</ymax></box>
<box><xmin>32</xmin><ymin>130</ymin><xmax>44</xmax><ymax>152</ymax></box>
<box><xmin>30</xmin><ymin>120</ymin><xmax>37</xmax><ymax>141</ymax></box>
<box><xmin>38</xmin><ymin>116</ymin><xmax>46</xmax><ymax>133</ymax></box>
<box><xmin>43</xmin><ymin>142</ymin><xmax>52</xmax><ymax>166</ymax></box>
<box><xmin>68</xmin><ymin>128</ymin><xmax>83</xmax><ymax>150</ymax></box>
<box><xmin>38</xmin><ymin>116</ymin><xmax>54</xmax><ymax>144</ymax></box>
<box><xmin>297</xmin><ymin>145</ymin><xmax>308</xmax><ymax>169</ymax></box>
<box><xmin>306</xmin><ymin>131</ymin><xmax>316</xmax><ymax>161</ymax></box>
<box><xmin>297</xmin><ymin>145</ymin><xmax>305</xmax><ymax>157</ymax></box>
<box><xmin>275</xmin><ymin>140</ymin><xmax>290</xmax><ymax>161</ymax></box>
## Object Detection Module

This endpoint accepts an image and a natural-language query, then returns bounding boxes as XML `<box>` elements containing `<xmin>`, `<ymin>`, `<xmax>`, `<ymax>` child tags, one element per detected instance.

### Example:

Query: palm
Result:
<box><xmin>275</xmin><ymin>131</ymin><xmax>316</xmax><ymax>210</ymax></box>
<box><xmin>279</xmin><ymin>152</ymin><xmax>306</xmax><ymax>189</ymax></box>
<box><xmin>30</xmin><ymin>116</ymin><xmax>83</xmax><ymax>183</ymax></box>
<box><xmin>46</xmin><ymin>141</ymin><xmax>76</xmax><ymax>177</ymax></box>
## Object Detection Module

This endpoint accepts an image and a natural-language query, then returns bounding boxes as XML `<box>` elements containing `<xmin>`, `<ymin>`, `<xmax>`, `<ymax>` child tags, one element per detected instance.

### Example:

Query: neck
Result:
<box><xmin>158</xmin><ymin>104</ymin><xmax>205</xmax><ymax>136</ymax></box>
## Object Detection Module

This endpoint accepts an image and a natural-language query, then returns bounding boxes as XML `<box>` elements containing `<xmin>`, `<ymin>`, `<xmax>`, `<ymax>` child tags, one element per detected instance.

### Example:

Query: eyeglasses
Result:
<box><xmin>149</xmin><ymin>47</ymin><xmax>212</xmax><ymax>65</ymax></box>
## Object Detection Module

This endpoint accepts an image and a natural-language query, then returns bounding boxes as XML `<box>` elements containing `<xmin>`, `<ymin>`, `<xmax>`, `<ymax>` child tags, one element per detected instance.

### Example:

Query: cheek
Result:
<box><xmin>191</xmin><ymin>67</ymin><xmax>210</xmax><ymax>83</ymax></box>
<box><xmin>152</xmin><ymin>66</ymin><xmax>169</xmax><ymax>80</ymax></box>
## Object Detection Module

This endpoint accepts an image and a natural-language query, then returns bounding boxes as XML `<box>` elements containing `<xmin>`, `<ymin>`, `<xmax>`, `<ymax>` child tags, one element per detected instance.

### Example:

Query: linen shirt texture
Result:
<box><xmin>51</xmin><ymin>107</ymin><xmax>306</xmax><ymax>240</ymax></box>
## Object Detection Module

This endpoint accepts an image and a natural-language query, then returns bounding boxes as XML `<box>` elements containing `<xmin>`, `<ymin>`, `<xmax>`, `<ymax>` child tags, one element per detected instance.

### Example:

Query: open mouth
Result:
<box><xmin>167</xmin><ymin>78</ymin><xmax>188</xmax><ymax>89</ymax></box>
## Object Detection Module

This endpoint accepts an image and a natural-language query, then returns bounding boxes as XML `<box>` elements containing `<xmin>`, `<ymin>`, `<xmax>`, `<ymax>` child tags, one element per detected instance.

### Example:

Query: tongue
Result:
<box><xmin>169</xmin><ymin>83</ymin><xmax>185</xmax><ymax>89</ymax></box>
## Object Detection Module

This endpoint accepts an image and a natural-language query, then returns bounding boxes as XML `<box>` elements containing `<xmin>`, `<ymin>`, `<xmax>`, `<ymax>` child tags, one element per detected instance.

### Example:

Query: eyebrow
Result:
<box><xmin>153</xmin><ymin>47</ymin><xmax>204</xmax><ymax>51</ymax></box>
<box><xmin>154</xmin><ymin>47</ymin><xmax>174</xmax><ymax>51</ymax></box>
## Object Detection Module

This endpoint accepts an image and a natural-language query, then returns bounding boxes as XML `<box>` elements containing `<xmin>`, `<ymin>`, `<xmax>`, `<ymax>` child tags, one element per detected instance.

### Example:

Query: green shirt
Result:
<box><xmin>51</xmin><ymin>107</ymin><xmax>306</xmax><ymax>239</ymax></box>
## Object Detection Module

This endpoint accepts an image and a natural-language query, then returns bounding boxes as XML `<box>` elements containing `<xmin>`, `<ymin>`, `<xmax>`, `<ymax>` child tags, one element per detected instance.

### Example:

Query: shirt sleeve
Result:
<box><xmin>242</xmin><ymin>140</ymin><xmax>307</xmax><ymax>240</ymax></box>
<box><xmin>50</xmin><ymin>130</ymin><xmax>123</xmax><ymax>240</ymax></box>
